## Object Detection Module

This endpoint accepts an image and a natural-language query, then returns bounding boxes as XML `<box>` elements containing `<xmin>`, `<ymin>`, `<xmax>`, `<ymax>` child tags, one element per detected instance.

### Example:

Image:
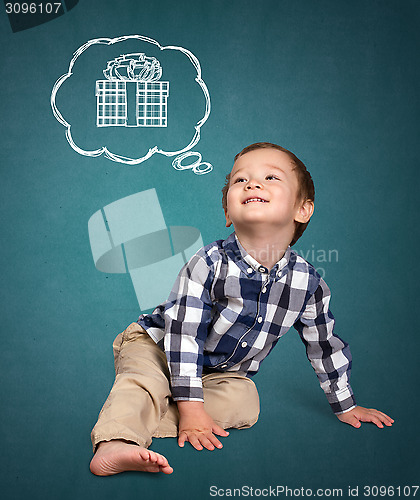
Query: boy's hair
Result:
<box><xmin>222</xmin><ymin>142</ymin><xmax>315</xmax><ymax>246</ymax></box>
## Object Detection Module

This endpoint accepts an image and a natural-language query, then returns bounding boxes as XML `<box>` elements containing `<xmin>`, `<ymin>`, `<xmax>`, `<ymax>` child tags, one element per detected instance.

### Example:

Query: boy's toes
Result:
<box><xmin>160</xmin><ymin>463</ymin><xmax>174</xmax><ymax>475</ymax></box>
<box><xmin>156</xmin><ymin>453</ymin><xmax>168</xmax><ymax>466</ymax></box>
<box><xmin>150</xmin><ymin>451</ymin><xmax>161</xmax><ymax>464</ymax></box>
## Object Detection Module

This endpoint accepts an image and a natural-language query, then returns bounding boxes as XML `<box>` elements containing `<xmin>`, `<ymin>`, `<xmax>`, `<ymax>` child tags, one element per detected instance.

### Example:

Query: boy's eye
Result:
<box><xmin>234</xmin><ymin>177</ymin><xmax>247</xmax><ymax>183</ymax></box>
<box><xmin>266</xmin><ymin>175</ymin><xmax>280</xmax><ymax>180</ymax></box>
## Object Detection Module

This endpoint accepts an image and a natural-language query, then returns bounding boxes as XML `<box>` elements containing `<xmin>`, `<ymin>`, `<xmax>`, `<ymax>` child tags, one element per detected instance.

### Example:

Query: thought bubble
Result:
<box><xmin>51</xmin><ymin>35</ymin><xmax>211</xmax><ymax>170</ymax></box>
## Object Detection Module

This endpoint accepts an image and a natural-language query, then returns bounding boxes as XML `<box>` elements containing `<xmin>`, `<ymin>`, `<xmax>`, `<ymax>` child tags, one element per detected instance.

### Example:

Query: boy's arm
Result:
<box><xmin>163</xmin><ymin>252</ymin><xmax>231</xmax><ymax>447</ymax></box>
<box><xmin>163</xmin><ymin>253</ymin><xmax>212</xmax><ymax>403</ymax></box>
<box><xmin>294</xmin><ymin>278</ymin><xmax>393</xmax><ymax>427</ymax></box>
<box><xmin>294</xmin><ymin>278</ymin><xmax>356</xmax><ymax>414</ymax></box>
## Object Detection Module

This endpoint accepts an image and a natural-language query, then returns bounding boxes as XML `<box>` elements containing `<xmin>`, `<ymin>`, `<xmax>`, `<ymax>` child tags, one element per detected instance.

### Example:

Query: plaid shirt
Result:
<box><xmin>138</xmin><ymin>232</ymin><xmax>356</xmax><ymax>414</ymax></box>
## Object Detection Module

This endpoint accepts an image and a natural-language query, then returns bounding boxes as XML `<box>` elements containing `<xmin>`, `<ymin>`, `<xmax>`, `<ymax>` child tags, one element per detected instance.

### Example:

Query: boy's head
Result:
<box><xmin>222</xmin><ymin>142</ymin><xmax>315</xmax><ymax>246</ymax></box>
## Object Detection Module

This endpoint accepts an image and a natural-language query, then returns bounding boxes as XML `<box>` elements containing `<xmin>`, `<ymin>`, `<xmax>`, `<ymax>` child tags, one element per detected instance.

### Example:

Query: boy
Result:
<box><xmin>90</xmin><ymin>142</ymin><xmax>394</xmax><ymax>476</ymax></box>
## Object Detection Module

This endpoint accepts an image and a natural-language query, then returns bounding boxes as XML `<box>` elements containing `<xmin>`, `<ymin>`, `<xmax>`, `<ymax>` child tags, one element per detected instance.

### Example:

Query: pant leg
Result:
<box><xmin>153</xmin><ymin>371</ymin><xmax>260</xmax><ymax>437</ymax></box>
<box><xmin>202</xmin><ymin>372</ymin><xmax>260</xmax><ymax>429</ymax></box>
<box><xmin>91</xmin><ymin>323</ymin><xmax>172</xmax><ymax>451</ymax></box>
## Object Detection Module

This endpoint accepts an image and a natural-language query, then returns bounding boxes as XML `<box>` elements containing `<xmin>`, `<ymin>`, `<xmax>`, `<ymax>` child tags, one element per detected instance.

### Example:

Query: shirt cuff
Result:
<box><xmin>325</xmin><ymin>386</ymin><xmax>357</xmax><ymax>414</ymax></box>
<box><xmin>170</xmin><ymin>376</ymin><xmax>204</xmax><ymax>401</ymax></box>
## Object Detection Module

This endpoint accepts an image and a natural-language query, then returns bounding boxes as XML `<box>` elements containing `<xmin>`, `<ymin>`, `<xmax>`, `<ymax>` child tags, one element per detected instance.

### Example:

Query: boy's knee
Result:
<box><xmin>203</xmin><ymin>374</ymin><xmax>260</xmax><ymax>429</ymax></box>
<box><xmin>113</xmin><ymin>326</ymin><xmax>170</xmax><ymax>380</ymax></box>
<box><xmin>233</xmin><ymin>378</ymin><xmax>260</xmax><ymax>427</ymax></box>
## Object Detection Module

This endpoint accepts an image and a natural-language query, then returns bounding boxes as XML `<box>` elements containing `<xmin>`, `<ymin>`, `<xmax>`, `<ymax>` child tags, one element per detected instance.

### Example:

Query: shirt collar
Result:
<box><xmin>222</xmin><ymin>232</ymin><xmax>294</xmax><ymax>279</ymax></box>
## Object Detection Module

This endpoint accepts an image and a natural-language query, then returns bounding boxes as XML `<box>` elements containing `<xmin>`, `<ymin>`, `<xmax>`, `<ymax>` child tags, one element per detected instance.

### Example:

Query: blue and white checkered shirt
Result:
<box><xmin>138</xmin><ymin>232</ymin><xmax>356</xmax><ymax>414</ymax></box>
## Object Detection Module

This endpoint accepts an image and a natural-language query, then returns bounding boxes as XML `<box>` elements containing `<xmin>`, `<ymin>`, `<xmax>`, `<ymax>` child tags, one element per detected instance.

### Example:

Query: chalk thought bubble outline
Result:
<box><xmin>51</xmin><ymin>35</ymin><xmax>211</xmax><ymax>165</ymax></box>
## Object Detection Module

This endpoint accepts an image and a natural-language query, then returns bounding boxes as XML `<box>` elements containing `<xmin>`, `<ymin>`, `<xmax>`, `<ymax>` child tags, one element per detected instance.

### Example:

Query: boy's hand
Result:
<box><xmin>177</xmin><ymin>401</ymin><xmax>229</xmax><ymax>451</ymax></box>
<box><xmin>336</xmin><ymin>405</ymin><xmax>394</xmax><ymax>428</ymax></box>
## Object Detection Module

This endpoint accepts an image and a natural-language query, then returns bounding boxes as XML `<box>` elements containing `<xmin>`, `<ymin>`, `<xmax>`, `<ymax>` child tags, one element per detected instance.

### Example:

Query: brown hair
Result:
<box><xmin>222</xmin><ymin>142</ymin><xmax>315</xmax><ymax>246</ymax></box>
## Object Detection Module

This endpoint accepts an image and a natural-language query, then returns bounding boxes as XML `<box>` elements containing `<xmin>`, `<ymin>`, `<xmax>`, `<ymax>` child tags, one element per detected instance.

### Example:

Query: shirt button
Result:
<box><xmin>262</xmin><ymin>287</ymin><xmax>267</xmax><ymax>293</ymax></box>
<box><xmin>241</xmin><ymin>341</ymin><xmax>248</xmax><ymax>348</ymax></box>
<box><xmin>247</xmin><ymin>267</ymin><xmax>253</xmax><ymax>274</ymax></box>
<box><xmin>221</xmin><ymin>364</ymin><xmax>228</xmax><ymax>369</ymax></box>
<box><xmin>259</xmin><ymin>266</ymin><xmax>266</xmax><ymax>273</ymax></box>
<box><xmin>257</xmin><ymin>316</ymin><xmax>263</xmax><ymax>323</ymax></box>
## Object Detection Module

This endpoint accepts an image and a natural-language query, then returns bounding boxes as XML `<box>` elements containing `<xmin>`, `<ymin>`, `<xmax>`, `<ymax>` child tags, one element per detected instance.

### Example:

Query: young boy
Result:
<box><xmin>89</xmin><ymin>142</ymin><xmax>394</xmax><ymax>476</ymax></box>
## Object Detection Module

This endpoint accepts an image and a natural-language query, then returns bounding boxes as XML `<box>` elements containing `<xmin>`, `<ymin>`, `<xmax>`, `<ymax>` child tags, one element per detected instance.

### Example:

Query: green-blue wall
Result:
<box><xmin>1</xmin><ymin>1</ymin><xmax>419</xmax><ymax>499</ymax></box>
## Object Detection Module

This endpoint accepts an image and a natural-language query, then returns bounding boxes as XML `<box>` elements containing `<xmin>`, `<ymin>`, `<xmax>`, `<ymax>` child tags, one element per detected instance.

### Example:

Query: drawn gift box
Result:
<box><xmin>96</xmin><ymin>53</ymin><xmax>169</xmax><ymax>127</ymax></box>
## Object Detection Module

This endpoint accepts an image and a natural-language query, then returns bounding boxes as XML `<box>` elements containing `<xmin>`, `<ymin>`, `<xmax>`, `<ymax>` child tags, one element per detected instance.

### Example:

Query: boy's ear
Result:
<box><xmin>294</xmin><ymin>199</ymin><xmax>314</xmax><ymax>224</ymax></box>
<box><xmin>224</xmin><ymin>209</ymin><xmax>232</xmax><ymax>228</ymax></box>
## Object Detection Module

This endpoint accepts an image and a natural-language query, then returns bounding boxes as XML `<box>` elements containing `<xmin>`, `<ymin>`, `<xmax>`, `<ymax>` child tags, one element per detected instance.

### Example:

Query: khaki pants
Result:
<box><xmin>91</xmin><ymin>323</ymin><xmax>260</xmax><ymax>451</ymax></box>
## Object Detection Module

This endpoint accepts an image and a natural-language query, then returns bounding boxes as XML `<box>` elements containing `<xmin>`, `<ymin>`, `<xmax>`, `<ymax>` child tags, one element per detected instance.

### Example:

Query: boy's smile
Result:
<box><xmin>224</xmin><ymin>148</ymin><xmax>311</xmax><ymax>235</ymax></box>
<box><xmin>243</xmin><ymin>196</ymin><xmax>268</xmax><ymax>204</ymax></box>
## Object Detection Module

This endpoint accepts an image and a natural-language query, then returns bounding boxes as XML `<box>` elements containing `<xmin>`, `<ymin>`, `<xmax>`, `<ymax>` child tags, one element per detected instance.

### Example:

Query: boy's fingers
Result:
<box><xmin>361</xmin><ymin>410</ymin><xmax>393</xmax><ymax>427</ymax></box>
<box><xmin>178</xmin><ymin>432</ymin><xmax>188</xmax><ymax>447</ymax></box>
<box><xmin>362</xmin><ymin>408</ymin><xmax>394</xmax><ymax>423</ymax></box>
<box><xmin>373</xmin><ymin>411</ymin><xmax>393</xmax><ymax>425</ymax></box>
<box><xmin>206</xmin><ymin>433</ymin><xmax>223</xmax><ymax>449</ymax></box>
<box><xmin>338</xmin><ymin>407</ymin><xmax>394</xmax><ymax>429</ymax></box>
<box><xmin>179</xmin><ymin>431</ymin><xmax>224</xmax><ymax>451</ymax></box>
<box><xmin>340</xmin><ymin>414</ymin><xmax>361</xmax><ymax>427</ymax></box>
<box><xmin>198</xmin><ymin>435</ymin><xmax>216</xmax><ymax>451</ymax></box>
<box><xmin>365</xmin><ymin>414</ymin><xmax>384</xmax><ymax>428</ymax></box>
<box><xmin>212</xmin><ymin>424</ymin><xmax>229</xmax><ymax>437</ymax></box>
<box><xmin>188</xmin><ymin>434</ymin><xmax>204</xmax><ymax>451</ymax></box>
<box><xmin>382</xmin><ymin>417</ymin><xmax>393</xmax><ymax>426</ymax></box>
<box><xmin>377</xmin><ymin>411</ymin><xmax>394</xmax><ymax>423</ymax></box>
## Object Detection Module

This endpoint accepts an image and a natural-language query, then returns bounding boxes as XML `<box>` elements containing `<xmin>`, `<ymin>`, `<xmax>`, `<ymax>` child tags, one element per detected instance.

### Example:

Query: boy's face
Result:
<box><xmin>224</xmin><ymin>148</ymin><xmax>313</xmax><ymax>233</ymax></box>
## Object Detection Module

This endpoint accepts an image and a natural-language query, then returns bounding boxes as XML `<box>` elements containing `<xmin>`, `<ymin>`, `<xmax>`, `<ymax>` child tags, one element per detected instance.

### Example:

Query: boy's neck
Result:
<box><xmin>234</xmin><ymin>226</ymin><xmax>293</xmax><ymax>270</ymax></box>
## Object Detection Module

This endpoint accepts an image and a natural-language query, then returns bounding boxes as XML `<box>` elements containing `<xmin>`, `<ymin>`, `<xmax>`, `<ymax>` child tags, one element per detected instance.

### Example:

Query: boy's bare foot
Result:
<box><xmin>89</xmin><ymin>440</ymin><xmax>173</xmax><ymax>476</ymax></box>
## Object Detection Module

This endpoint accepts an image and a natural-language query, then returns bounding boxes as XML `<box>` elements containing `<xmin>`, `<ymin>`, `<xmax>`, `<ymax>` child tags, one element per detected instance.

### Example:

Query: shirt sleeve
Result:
<box><xmin>294</xmin><ymin>278</ymin><xmax>356</xmax><ymax>414</ymax></box>
<box><xmin>163</xmin><ymin>252</ymin><xmax>214</xmax><ymax>402</ymax></box>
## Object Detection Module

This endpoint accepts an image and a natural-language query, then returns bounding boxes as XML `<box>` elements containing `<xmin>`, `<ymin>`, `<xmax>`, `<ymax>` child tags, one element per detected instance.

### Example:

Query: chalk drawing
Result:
<box><xmin>51</xmin><ymin>35</ymin><xmax>212</xmax><ymax>173</ymax></box>
<box><xmin>172</xmin><ymin>151</ymin><xmax>212</xmax><ymax>175</ymax></box>
<box><xmin>96</xmin><ymin>53</ymin><xmax>169</xmax><ymax>128</ymax></box>
<box><xmin>88</xmin><ymin>189</ymin><xmax>203</xmax><ymax>310</ymax></box>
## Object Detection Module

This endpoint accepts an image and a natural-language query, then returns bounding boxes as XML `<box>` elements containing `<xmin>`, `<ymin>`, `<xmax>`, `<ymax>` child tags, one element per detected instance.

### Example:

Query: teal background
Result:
<box><xmin>1</xmin><ymin>1</ymin><xmax>419</xmax><ymax>499</ymax></box>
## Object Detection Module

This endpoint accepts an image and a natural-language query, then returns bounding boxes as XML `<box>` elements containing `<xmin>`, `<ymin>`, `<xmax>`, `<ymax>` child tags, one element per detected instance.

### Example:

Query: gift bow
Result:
<box><xmin>103</xmin><ymin>53</ymin><xmax>163</xmax><ymax>82</ymax></box>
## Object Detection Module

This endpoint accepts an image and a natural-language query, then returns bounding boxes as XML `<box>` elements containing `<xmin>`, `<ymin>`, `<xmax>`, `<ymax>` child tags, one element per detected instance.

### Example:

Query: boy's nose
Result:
<box><xmin>246</xmin><ymin>180</ymin><xmax>261</xmax><ymax>189</ymax></box>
